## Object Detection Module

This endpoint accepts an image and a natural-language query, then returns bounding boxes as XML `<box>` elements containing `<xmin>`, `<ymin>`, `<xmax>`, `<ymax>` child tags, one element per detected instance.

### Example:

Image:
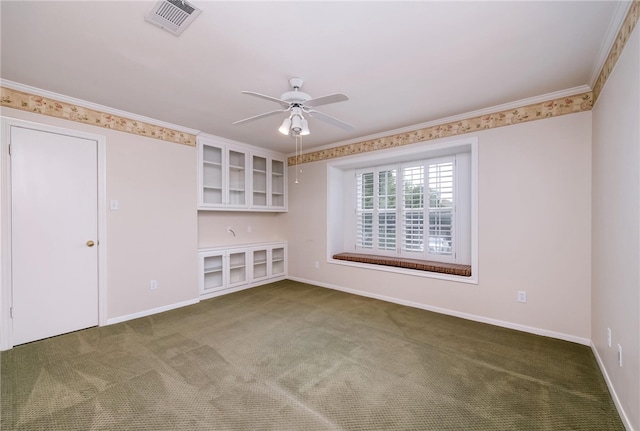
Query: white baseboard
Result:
<box><xmin>591</xmin><ymin>342</ymin><xmax>635</xmax><ymax>431</ymax></box>
<box><xmin>105</xmin><ymin>298</ymin><xmax>200</xmax><ymax>325</ymax></box>
<box><xmin>107</xmin><ymin>276</ymin><xmax>289</xmax><ymax>325</ymax></box>
<box><xmin>287</xmin><ymin>276</ymin><xmax>591</xmax><ymax>346</ymax></box>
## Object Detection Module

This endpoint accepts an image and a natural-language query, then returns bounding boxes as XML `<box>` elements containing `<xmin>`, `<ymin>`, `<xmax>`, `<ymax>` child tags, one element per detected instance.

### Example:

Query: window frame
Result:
<box><xmin>327</xmin><ymin>136</ymin><xmax>478</xmax><ymax>284</ymax></box>
<box><xmin>354</xmin><ymin>155</ymin><xmax>461</xmax><ymax>264</ymax></box>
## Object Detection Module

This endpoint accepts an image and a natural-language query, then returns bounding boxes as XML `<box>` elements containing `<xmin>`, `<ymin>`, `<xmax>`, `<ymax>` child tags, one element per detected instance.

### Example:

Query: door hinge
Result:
<box><xmin>8</xmin><ymin>144</ymin><xmax>11</xmax><ymax>156</ymax></box>
<box><xmin>9</xmin><ymin>307</ymin><xmax>13</xmax><ymax>318</ymax></box>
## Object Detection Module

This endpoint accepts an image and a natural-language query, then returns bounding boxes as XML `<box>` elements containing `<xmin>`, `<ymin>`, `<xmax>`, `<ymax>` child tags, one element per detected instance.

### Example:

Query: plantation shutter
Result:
<box><xmin>377</xmin><ymin>169</ymin><xmax>396</xmax><ymax>251</ymax></box>
<box><xmin>401</xmin><ymin>164</ymin><xmax>425</xmax><ymax>253</ymax></box>
<box><xmin>356</xmin><ymin>172</ymin><xmax>374</xmax><ymax>248</ymax></box>
<box><xmin>427</xmin><ymin>158</ymin><xmax>455</xmax><ymax>257</ymax></box>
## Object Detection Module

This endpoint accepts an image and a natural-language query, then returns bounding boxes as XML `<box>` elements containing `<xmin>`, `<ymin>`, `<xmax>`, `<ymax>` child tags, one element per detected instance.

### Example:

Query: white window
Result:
<box><xmin>354</xmin><ymin>155</ymin><xmax>464</xmax><ymax>264</ymax></box>
<box><xmin>328</xmin><ymin>137</ymin><xmax>477</xmax><ymax>281</ymax></box>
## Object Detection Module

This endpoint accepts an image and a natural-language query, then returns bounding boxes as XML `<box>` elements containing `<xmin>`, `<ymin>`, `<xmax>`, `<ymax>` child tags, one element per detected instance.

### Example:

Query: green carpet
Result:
<box><xmin>1</xmin><ymin>280</ymin><xmax>624</xmax><ymax>430</ymax></box>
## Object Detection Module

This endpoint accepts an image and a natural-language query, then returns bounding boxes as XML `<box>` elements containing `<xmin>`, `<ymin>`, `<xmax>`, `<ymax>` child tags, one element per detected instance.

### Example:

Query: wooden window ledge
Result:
<box><xmin>332</xmin><ymin>252</ymin><xmax>472</xmax><ymax>277</ymax></box>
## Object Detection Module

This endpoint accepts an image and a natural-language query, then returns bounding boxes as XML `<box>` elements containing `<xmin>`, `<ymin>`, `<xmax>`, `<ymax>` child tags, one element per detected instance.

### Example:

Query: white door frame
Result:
<box><xmin>0</xmin><ymin>117</ymin><xmax>107</xmax><ymax>350</ymax></box>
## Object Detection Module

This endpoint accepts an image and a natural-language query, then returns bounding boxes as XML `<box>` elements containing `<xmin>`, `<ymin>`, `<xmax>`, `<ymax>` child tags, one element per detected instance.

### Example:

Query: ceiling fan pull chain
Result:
<box><xmin>295</xmin><ymin>134</ymin><xmax>300</xmax><ymax>184</ymax></box>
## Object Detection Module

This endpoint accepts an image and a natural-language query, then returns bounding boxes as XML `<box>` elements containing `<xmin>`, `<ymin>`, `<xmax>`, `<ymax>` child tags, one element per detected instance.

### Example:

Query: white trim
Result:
<box><xmin>291</xmin><ymin>85</ymin><xmax>592</xmax><ymax>157</ymax></box>
<box><xmin>0</xmin><ymin>119</ymin><xmax>13</xmax><ymax>351</ymax></box>
<box><xmin>107</xmin><ymin>274</ymin><xmax>289</xmax><ymax>324</ymax></box>
<box><xmin>0</xmin><ymin>117</ymin><xmax>107</xmax><ymax>350</ymax></box>
<box><xmin>97</xmin><ymin>137</ymin><xmax>107</xmax><ymax>327</ymax></box>
<box><xmin>106</xmin><ymin>298</ymin><xmax>200</xmax><ymax>326</ymax></box>
<box><xmin>287</xmin><ymin>276</ymin><xmax>591</xmax><ymax>346</ymax></box>
<box><xmin>591</xmin><ymin>342</ymin><xmax>636</xmax><ymax>431</ymax></box>
<box><xmin>1</xmin><ymin>79</ymin><xmax>201</xmax><ymax>136</ymax></box>
<box><xmin>588</xmin><ymin>1</ymin><xmax>634</xmax><ymax>88</ymax></box>
<box><xmin>470</xmin><ymin>140</ymin><xmax>479</xmax><ymax>283</ymax></box>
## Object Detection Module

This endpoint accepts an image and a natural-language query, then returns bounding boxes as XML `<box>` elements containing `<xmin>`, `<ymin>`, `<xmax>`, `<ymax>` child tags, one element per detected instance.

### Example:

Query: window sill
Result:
<box><xmin>331</xmin><ymin>252</ymin><xmax>476</xmax><ymax>284</ymax></box>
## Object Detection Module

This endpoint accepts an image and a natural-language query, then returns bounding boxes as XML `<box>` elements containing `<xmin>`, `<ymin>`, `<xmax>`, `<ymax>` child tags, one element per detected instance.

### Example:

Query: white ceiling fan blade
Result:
<box><xmin>308</xmin><ymin>110</ymin><xmax>355</xmax><ymax>131</ymax></box>
<box><xmin>233</xmin><ymin>109</ymin><xmax>288</xmax><ymax>125</ymax></box>
<box><xmin>241</xmin><ymin>91</ymin><xmax>290</xmax><ymax>108</ymax></box>
<box><xmin>304</xmin><ymin>93</ymin><xmax>349</xmax><ymax>108</ymax></box>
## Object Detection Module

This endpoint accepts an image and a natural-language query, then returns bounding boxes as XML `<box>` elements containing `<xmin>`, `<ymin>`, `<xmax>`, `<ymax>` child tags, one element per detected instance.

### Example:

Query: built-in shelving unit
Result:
<box><xmin>198</xmin><ymin>242</ymin><xmax>287</xmax><ymax>299</ymax></box>
<box><xmin>197</xmin><ymin>135</ymin><xmax>287</xmax><ymax>211</ymax></box>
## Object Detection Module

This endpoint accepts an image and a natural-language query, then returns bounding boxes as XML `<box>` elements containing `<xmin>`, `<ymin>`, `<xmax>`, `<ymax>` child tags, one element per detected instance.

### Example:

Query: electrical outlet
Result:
<box><xmin>607</xmin><ymin>328</ymin><xmax>611</xmax><ymax>347</ymax></box>
<box><xmin>517</xmin><ymin>291</ymin><xmax>527</xmax><ymax>303</ymax></box>
<box><xmin>617</xmin><ymin>344</ymin><xmax>622</xmax><ymax>367</ymax></box>
<box><xmin>314</xmin><ymin>261</ymin><xmax>320</xmax><ymax>269</ymax></box>
<box><xmin>150</xmin><ymin>280</ymin><xmax>158</xmax><ymax>290</ymax></box>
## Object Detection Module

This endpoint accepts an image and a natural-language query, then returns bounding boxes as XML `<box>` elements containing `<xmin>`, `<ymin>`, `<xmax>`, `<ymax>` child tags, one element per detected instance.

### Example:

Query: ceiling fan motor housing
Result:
<box><xmin>289</xmin><ymin>77</ymin><xmax>304</xmax><ymax>89</ymax></box>
<box><xmin>280</xmin><ymin>91</ymin><xmax>311</xmax><ymax>104</ymax></box>
<box><xmin>281</xmin><ymin>78</ymin><xmax>310</xmax><ymax>104</ymax></box>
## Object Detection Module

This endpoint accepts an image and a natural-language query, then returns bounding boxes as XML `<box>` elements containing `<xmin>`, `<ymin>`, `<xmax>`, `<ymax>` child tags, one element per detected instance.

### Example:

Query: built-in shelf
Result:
<box><xmin>198</xmin><ymin>242</ymin><xmax>287</xmax><ymax>299</ymax></box>
<box><xmin>198</xmin><ymin>135</ymin><xmax>287</xmax><ymax>211</ymax></box>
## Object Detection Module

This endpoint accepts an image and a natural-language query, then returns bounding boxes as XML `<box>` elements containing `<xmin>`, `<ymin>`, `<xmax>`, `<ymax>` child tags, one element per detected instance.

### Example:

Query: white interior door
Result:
<box><xmin>10</xmin><ymin>126</ymin><xmax>99</xmax><ymax>345</ymax></box>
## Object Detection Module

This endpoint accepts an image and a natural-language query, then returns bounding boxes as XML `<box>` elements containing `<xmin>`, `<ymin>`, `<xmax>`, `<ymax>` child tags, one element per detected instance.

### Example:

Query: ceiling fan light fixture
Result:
<box><xmin>291</xmin><ymin>115</ymin><xmax>302</xmax><ymax>134</ymax></box>
<box><xmin>278</xmin><ymin>117</ymin><xmax>292</xmax><ymax>135</ymax></box>
<box><xmin>300</xmin><ymin>118</ymin><xmax>310</xmax><ymax>136</ymax></box>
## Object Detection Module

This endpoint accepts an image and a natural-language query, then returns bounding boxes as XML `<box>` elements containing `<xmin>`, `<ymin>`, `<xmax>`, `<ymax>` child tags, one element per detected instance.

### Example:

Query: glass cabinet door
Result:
<box><xmin>271</xmin><ymin>247</ymin><xmax>286</xmax><ymax>277</ymax></box>
<box><xmin>252</xmin><ymin>155</ymin><xmax>268</xmax><ymax>208</ymax></box>
<box><xmin>202</xmin><ymin>254</ymin><xmax>224</xmax><ymax>292</ymax></box>
<box><xmin>202</xmin><ymin>145</ymin><xmax>223</xmax><ymax>205</ymax></box>
<box><xmin>271</xmin><ymin>159</ymin><xmax>285</xmax><ymax>208</ymax></box>
<box><xmin>252</xmin><ymin>249</ymin><xmax>268</xmax><ymax>280</ymax></box>
<box><xmin>228</xmin><ymin>250</ymin><xmax>247</xmax><ymax>287</ymax></box>
<box><xmin>228</xmin><ymin>150</ymin><xmax>246</xmax><ymax>207</ymax></box>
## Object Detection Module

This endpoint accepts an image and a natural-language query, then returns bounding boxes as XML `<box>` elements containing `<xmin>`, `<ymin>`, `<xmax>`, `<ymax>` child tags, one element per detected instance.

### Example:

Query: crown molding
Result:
<box><xmin>0</xmin><ymin>79</ymin><xmax>200</xmax><ymax>136</ymax></box>
<box><xmin>589</xmin><ymin>1</ymin><xmax>634</xmax><ymax>87</ymax></box>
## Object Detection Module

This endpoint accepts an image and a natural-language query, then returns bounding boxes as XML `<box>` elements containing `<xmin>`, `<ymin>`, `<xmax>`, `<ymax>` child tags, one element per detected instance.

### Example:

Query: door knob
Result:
<box><xmin>86</xmin><ymin>240</ymin><xmax>95</xmax><ymax>247</ymax></box>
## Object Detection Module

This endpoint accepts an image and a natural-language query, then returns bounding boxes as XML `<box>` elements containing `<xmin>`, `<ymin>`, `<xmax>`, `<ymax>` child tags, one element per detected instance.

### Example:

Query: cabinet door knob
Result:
<box><xmin>86</xmin><ymin>240</ymin><xmax>95</xmax><ymax>247</ymax></box>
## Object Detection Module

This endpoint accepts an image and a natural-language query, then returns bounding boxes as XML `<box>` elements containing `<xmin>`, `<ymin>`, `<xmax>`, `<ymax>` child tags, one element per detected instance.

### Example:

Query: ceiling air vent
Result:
<box><xmin>145</xmin><ymin>0</ymin><xmax>202</xmax><ymax>36</ymax></box>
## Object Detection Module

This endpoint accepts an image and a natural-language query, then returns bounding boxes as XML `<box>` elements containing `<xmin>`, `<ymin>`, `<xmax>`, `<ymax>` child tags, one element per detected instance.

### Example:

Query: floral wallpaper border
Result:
<box><xmin>288</xmin><ymin>92</ymin><xmax>593</xmax><ymax>166</ymax></box>
<box><xmin>0</xmin><ymin>87</ymin><xmax>196</xmax><ymax>147</ymax></box>
<box><xmin>593</xmin><ymin>0</ymin><xmax>639</xmax><ymax>101</ymax></box>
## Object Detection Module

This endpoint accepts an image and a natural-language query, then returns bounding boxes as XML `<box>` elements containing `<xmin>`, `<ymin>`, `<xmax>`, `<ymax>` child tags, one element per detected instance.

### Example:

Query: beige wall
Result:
<box><xmin>1</xmin><ymin>107</ymin><xmax>199</xmax><ymax>322</ymax></box>
<box><xmin>198</xmin><ymin>211</ymin><xmax>286</xmax><ymax>249</ymax></box>
<box><xmin>592</xmin><ymin>24</ymin><xmax>640</xmax><ymax>430</ymax></box>
<box><xmin>285</xmin><ymin>112</ymin><xmax>592</xmax><ymax>342</ymax></box>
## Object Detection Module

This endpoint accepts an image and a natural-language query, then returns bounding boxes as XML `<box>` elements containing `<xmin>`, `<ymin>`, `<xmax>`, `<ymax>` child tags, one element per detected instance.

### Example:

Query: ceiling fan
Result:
<box><xmin>233</xmin><ymin>77</ymin><xmax>354</xmax><ymax>136</ymax></box>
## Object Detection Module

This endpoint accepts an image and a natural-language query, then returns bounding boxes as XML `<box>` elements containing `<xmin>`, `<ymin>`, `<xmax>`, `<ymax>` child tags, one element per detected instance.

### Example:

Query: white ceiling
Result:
<box><xmin>0</xmin><ymin>1</ymin><xmax>630</xmax><ymax>154</ymax></box>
